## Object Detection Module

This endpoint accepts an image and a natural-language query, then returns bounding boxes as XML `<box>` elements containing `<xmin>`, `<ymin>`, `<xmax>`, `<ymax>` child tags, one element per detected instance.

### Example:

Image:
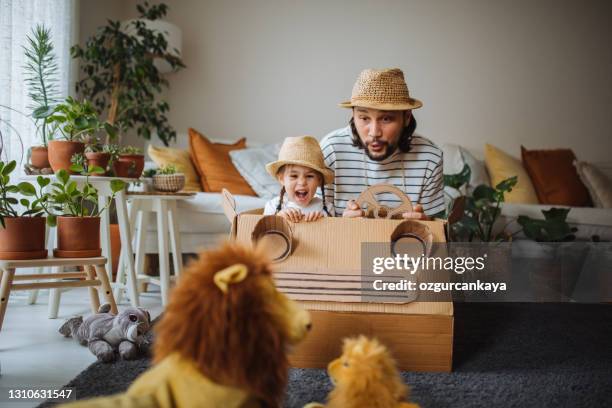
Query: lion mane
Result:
<box><xmin>154</xmin><ymin>242</ymin><xmax>298</xmax><ymax>407</ymax></box>
<box><xmin>325</xmin><ymin>336</ymin><xmax>419</xmax><ymax>408</ymax></box>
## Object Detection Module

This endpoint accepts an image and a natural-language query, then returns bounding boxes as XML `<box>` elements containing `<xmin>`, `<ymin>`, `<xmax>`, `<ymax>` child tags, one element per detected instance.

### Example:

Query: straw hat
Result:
<box><xmin>266</xmin><ymin>136</ymin><xmax>334</xmax><ymax>185</ymax></box>
<box><xmin>339</xmin><ymin>68</ymin><xmax>422</xmax><ymax>111</ymax></box>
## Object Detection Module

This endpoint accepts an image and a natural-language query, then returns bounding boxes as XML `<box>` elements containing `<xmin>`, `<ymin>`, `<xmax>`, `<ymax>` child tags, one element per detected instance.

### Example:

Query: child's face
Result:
<box><xmin>278</xmin><ymin>165</ymin><xmax>320</xmax><ymax>207</ymax></box>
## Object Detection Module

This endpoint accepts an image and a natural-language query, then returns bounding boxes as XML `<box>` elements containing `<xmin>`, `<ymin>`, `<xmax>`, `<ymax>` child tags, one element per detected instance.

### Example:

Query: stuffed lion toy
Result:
<box><xmin>62</xmin><ymin>242</ymin><xmax>312</xmax><ymax>408</ymax></box>
<box><xmin>305</xmin><ymin>336</ymin><xmax>420</xmax><ymax>408</ymax></box>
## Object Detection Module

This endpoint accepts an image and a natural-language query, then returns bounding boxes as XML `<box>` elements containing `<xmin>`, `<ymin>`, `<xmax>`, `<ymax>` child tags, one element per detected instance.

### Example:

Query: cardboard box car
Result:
<box><xmin>222</xmin><ymin>187</ymin><xmax>453</xmax><ymax>372</ymax></box>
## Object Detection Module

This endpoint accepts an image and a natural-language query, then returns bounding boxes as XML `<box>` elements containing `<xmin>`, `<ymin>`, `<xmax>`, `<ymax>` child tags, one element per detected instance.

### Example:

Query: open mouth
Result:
<box><xmin>294</xmin><ymin>190</ymin><xmax>309</xmax><ymax>200</ymax></box>
<box><xmin>369</xmin><ymin>141</ymin><xmax>386</xmax><ymax>153</ymax></box>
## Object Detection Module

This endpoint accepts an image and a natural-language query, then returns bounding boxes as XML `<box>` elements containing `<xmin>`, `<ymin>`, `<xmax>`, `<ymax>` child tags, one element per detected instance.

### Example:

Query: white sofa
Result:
<box><xmin>139</xmin><ymin>144</ymin><xmax>612</xmax><ymax>254</ymax></box>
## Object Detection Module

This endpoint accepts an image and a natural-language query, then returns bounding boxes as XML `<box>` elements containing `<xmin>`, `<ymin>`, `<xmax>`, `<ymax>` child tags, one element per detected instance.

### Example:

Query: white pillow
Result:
<box><xmin>575</xmin><ymin>161</ymin><xmax>612</xmax><ymax>208</ymax></box>
<box><xmin>230</xmin><ymin>144</ymin><xmax>281</xmax><ymax>198</ymax></box>
<box><xmin>442</xmin><ymin>144</ymin><xmax>490</xmax><ymax>190</ymax></box>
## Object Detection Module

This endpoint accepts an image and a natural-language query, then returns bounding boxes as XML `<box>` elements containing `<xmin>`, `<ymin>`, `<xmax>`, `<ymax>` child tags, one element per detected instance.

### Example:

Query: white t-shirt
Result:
<box><xmin>263</xmin><ymin>196</ymin><xmax>334</xmax><ymax>217</ymax></box>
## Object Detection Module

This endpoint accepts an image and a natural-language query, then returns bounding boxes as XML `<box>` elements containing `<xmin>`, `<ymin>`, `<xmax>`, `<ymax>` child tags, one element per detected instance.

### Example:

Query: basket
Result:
<box><xmin>152</xmin><ymin>173</ymin><xmax>185</xmax><ymax>192</ymax></box>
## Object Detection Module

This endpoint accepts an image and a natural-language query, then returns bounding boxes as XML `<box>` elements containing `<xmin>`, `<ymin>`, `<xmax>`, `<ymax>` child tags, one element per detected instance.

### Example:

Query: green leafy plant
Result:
<box><xmin>0</xmin><ymin>160</ymin><xmax>52</xmax><ymax>227</ymax></box>
<box><xmin>451</xmin><ymin>176</ymin><xmax>518</xmax><ymax>242</ymax></box>
<box><xmin>119</xmin><ymin>145</ymin><xmax>143</xmax><ymax>155</ymax></box>
<box><xmin>142</xmin><ymin>168</ymin><xmax>157</xmax><ymax>178</ymax></box>
<box><xmin>46</xmin><ymin>166</ymin><xmax>126</xmax><ymax>225</ymax></box>
<box><xmin>71</xmin><ymin>1</ymin><xmax>185</xmax><ymax>145</ymax></box>
<box><xmin>23</xmin><ymin>24</ymin><xmax>61</xmax><ymax>146</ymax></box>
<box><xmin>156</xmin><ymin>164</ymin><xmax>176</xmax><ymax>175</ymax></box>
<box><xmin>47</xmin><ymin>97</ymin><xmax>100</xmax><ymax>141</ymax></box>
<box><xmin>517</xmin><ymin>208</ymin><xmax>577</xmax><ymax>242</ymax></box>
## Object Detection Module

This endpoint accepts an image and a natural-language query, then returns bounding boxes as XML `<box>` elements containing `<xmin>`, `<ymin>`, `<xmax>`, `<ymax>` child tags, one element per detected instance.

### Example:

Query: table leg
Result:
<box><xmin>157</xmin><ymin>199</ymin><xmax>170</xmax><ymax>306</ymax></box>
<box><xmin>116</xmin><ymin>190</ymin><xmax>139</xmax><ymax>307</ymax></box>
<box><xmin>0</xmin><ymin>268</ymin><xmax>16</xmax><ymax>332</ymax></box>
<box><xmin>168</xmin><ymin>201</ymin><xmax>184</xmax><ymax>279</ymax></box>
<box><xmin>99</xmin><ymin>194</ymin><xmax>112</xmax><ymax>281</ymax></box>
<box><xmin>47</xmin><ymin>266</ymin><xmax>63</xmax><ymax>319</ymax></box>
<box><xmin>134</xmin><ymin>208</ymin><xmax>147</xmax><ymax>290</ymax></box>
<box><xmin>94</xmin><ymin>264</ymin><xmax>118</xmax><ymax>315</ymax></box>
<box><xmin>115</xmin><ymin>199</ymin><xmax>139</xmax><ymax>303</ymax></box>
<box><xmin>84</xmin><ymin>265</ymin><xmax>101</xmax><ymax>313</ymax></box>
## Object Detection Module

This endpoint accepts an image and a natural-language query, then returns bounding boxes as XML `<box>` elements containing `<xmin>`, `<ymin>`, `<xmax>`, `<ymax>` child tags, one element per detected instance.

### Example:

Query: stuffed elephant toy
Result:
<box><xmin>59</xmin><ymin>303</ymin><xmax>153</xmax><ymax>363</ymax></box>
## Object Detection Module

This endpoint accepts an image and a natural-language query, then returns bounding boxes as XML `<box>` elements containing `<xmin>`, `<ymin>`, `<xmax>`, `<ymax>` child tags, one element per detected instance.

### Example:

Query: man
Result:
<box><xmin>320</xmin><ymin>68</ymin><xmax>444</xmax><ymax>220</ymax></box>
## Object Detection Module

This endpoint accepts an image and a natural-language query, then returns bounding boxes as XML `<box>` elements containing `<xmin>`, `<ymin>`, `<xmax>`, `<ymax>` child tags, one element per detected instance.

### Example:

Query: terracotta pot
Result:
<box><xmin>48</xmin><ymin>140</ymin><xmax>85</xmax><ymax>173</ymax></box>
<box><xmin>113</xmin><ymin>154</ymin><xmax>145</xmax><ymax>178</ymax></box>
<box><xmin>54</xmin><ymin>216</ymin><xmax>102</xmax><ymax>258</ymax></box>
<box><xmin>0</xmin><ymin>217</ymin><xmax>47</xmax><ymax>260</ymax></box>
<box><xmin>85</xmin><ymin>152</ymin><xmax>111</xmax><ymax>176</ymax></box>
<box><xmin>30</xmin><ymin>146</ymin><xmax>51</xmax><ymax>169</ymax></box>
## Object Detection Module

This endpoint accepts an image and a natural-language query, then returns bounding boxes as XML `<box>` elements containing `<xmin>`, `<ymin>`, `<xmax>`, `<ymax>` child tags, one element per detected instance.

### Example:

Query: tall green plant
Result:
<box><xmin>23</xmin><ymin>25</ymin><xmax>61</xmax><ymax>146</ymax></box>
<box><xmin>71</xmin><ymin>1</ymin><xmax>185</xmax><ymax>145</ymax></box>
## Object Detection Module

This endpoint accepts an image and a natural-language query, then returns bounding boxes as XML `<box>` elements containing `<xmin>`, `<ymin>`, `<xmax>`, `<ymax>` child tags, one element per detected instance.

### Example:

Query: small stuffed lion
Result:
<box><xmin>305</xmin><ymin>336</ymin><xmax>420</xmax><ymax>408</ymax></box>
<box><xmin>59</xmin><ymin>303</ymin><xmax>152</xmax><ymax>362</ymax></box>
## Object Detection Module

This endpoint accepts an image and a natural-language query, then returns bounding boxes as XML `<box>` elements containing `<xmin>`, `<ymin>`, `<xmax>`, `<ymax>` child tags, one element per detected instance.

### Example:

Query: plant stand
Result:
<box><xmin>0</xmin><ymin>257</ymin><xmax>117</xmax><ymax>331</ymax></box>
<box><xmin>21</xmin><ymin>175</ymin><xmax>140</xmax><ymax>307</ymax></box>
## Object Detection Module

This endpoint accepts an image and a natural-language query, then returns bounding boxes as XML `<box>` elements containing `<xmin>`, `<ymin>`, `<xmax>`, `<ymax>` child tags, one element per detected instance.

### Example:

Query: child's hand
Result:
<box><xmin>303</xmin><ymin>211</ymin><xmax>324</xmax><ymax>222</ymax></box>
<box><xmin>278</xmin><ymin>208</ymin><xmax>303</xmax><ymax>222</ymax></box>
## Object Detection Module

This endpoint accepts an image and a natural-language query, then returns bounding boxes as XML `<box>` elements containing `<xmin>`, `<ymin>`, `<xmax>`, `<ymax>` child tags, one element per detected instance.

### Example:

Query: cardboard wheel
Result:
<box><xmin>356</xmin><ymin>184</ymin><xmax>413</xmax><ymax>219</ymax></box>
<box><xmin>251</xmin><ymin>216</ymin><xmax>294</xmax><ymax>262</ymax></box>
<box><xmin>390</xmin><ymin>220</ymin><xmax>433</xmax><ymax>258</ymax></box>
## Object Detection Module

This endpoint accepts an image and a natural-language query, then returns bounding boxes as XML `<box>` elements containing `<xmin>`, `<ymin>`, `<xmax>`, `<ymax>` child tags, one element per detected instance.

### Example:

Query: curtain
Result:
<box><xmin>0</xmin><ymin>0</ymin><xmax>76</xmax><ymax>170</ymax></box>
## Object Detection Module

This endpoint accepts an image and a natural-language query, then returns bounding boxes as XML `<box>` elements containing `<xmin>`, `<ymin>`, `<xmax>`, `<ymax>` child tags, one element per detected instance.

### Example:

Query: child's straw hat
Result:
<box><xmin>339</xmin><ymin>68</ymin><xmax>423</xmax><ymax>111</ymax></box>
<box><xmin>266</xmin><ymin>136</ymin><xmax>334</xmax><ymax>185</ymax></box>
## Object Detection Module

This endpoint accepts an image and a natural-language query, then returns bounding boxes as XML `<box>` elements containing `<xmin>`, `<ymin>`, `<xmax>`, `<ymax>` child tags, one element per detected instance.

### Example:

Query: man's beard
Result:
<box><xmin>365</xmin><ymin>140</ymin><xmax>398</xmax><ymax>161</ymax></box>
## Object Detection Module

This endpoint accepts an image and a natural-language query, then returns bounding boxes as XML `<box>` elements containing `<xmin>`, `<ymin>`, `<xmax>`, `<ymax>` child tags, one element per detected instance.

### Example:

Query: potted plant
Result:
<box><xmin>47</xmin><ymin>164</ymin><xmax>126</xmax><ymax>258</ymax></box>
<box><xmin>0</xmin><ymin>160</ymin><xmax>52</xmax><ymax>259</ymax></box>
<box><xmin>23</xmin><ymin>25</ymin><xmax>62</xmax><ymax>170</ymax></box>
<box><xmin>516</xmin><ymin>208</ymin><xmax>586</xmax><ymax>300</ymax></box>
<box><xmin>45</xmin><ymin>97</ymin><xmax>99</xmax><ymax>173</ymax></box>
<box><xmin>82</xmin><ymin>135</ymin><xmax>116</xmax><ymax>176</ymax></box>
<box><xmin>113</xmin><ymin>146</ymin><xmax>145</xmax><ymax>178</ymax></box>
<box><xmin>71</xmin><ymin>1</ymin><xmax>185</xmax><ymax>146</ymax></box>
<box><xmin>152</xmin><ymin>164</ymin><xmax>185</xmax><ymax>192</ymax></box>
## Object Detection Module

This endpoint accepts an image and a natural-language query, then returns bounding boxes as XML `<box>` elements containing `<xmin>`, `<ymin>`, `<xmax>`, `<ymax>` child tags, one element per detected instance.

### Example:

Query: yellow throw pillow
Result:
<box><xmin>484</xmin><ymin>144</ymin><xmax>539</xmax><ymax>204</ymax></box>
<box><xmin>148</xmin><ymin>145</ymin><xmax>202</xmax><ymax>192</ymax></box>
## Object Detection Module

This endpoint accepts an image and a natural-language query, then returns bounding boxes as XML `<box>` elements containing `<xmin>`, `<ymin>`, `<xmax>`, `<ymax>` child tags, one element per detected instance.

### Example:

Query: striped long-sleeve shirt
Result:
<box><xmin>320</xmin><ymin>126</ymin><xmax>445</xmax><ymax>217</ymax></box>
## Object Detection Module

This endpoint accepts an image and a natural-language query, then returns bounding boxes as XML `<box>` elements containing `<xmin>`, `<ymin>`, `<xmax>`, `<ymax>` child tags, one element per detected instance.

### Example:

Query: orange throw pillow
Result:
<box><xmin>521</xmin><ymin>146</ymin><xmax>591</xmax><ymax>206</ymax></box>
<box><xmin>188</xmin><ymin>128</ymin><xmax>256</xmax><ymax>195</ymax></box>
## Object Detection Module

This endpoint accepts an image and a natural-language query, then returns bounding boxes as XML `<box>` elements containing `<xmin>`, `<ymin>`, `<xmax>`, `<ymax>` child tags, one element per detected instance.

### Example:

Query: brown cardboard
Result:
<box><xmin>222</xmin><ymin>188</ymin><xmax>454</xmax><ymax>372</ymax></box>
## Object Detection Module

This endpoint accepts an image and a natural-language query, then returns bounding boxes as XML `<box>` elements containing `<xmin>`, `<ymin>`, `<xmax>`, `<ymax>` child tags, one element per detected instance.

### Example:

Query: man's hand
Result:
<box><xmin>278</xmin><ymin>208</ymin><xmax>303</xmax><ymax>222</ymax></box>
<box><xmin>401</xmin><ymin>204</ymin><xmax>430</xmax><ymax>220</ymax></box>
<box><xmin>342</xmin><ymin>200</ymin><xmax>364</xmax><ymax>218</ymax></box>
<box><xmin>303</xmin><ymin>211</ymin><xmax>324</xmax><ymax>222</ymax></box>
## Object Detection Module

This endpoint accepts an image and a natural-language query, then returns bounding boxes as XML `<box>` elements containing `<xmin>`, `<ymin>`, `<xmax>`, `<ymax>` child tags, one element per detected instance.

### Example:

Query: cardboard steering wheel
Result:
<box><xmin>355</xmin><ymin>184</ymin><xmax>414</xmax><ymax>219</ymax></box>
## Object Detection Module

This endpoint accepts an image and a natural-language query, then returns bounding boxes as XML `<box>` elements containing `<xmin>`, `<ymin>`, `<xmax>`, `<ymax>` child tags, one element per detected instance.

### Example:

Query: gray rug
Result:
<box><xmin>40</xmin><ymin>303</ymin><xmax>612</xmax><ymax>407</ymax></box>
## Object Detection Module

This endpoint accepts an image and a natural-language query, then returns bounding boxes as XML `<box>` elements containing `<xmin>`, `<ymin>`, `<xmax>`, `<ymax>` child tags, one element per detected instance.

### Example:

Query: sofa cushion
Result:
<box><xmin>484</xmin><ymin>144</ymin><xmax>539</xmax><ymax>204</ymax></box>
<box><xmin>575</xmin><ymin>161</ymin><xmax>612</xmax><ymax>208</ymax></box>
<box><xmin>229</xmin><ymin>144</ymin><xmax>281</xmax><ymax>198</ymax></box>
<box><xmin>188</xmin><ymin>128</ymin><xmax>256</xmax><ymax>195</ymax></box>
<box><xmin>521</xmin><ymin>146</ymin><xmax>591</xmax><ymax>207</ymax></box>
<box><xmin>147</xmin><ymin>145</ymin><xmax>202</xmax><ymax>192</ymax></box>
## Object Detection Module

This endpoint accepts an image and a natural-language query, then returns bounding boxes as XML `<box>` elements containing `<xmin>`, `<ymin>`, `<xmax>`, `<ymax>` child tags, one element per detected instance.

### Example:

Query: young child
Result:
<box><xmin>264</xmin><ymin>136</ymin><xmax>335</xmax><ymax>221</ymax></box>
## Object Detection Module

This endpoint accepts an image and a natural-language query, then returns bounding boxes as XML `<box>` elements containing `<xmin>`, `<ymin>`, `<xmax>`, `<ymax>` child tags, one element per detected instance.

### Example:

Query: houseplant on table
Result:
<box><xmin>112</xmin><ymin>146</ymin><xmax>145</xmax><ymax>178</ymax></box>
<box><xmin>71</xmin><ymin>1</ymin><xmax>185</xmax><ymax>146</ymax></box>
<box><xmin>23</xmin><ymin>25</ymin><xmax>62</xmax><ymax>170</ymax></box>
<box><xmin>152</xmin><ymin>164</ymin><xmax>185</xmax><ymax>192</ymax></box>
<box><xmin>0</xmin><ymin>160</ymin><xmax>52</xmax><ymax>259</ymax></box>
<box><xmin>515</xmin><ymin>208</ymin><xmax>585</xmax><ymax>300</ymax></box>
<box><xmin>47</xmin><ymin>165</ymin><xmax>126</xmax><ymax>258</ymax></box>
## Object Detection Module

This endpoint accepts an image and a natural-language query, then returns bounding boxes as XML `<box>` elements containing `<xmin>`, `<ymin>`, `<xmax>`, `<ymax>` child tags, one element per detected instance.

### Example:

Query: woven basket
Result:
<box><xmin>153</xmin><ymin>173</ymin><xmax>185</xmax><ymax>192</ymax></box>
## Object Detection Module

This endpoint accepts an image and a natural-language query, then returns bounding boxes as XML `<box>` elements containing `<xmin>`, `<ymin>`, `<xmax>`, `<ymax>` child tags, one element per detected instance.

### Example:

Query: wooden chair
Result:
<box><xmin>0</xmin><ymin>257</ymin><xmax>117</xmax><ymax>331</ymax></box>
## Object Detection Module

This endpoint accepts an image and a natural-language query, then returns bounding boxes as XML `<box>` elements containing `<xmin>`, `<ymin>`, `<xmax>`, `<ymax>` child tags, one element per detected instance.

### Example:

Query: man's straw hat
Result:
<box><xmin>339</xmin><ymin>68</ymin><xmax>423</xmax><ymax>111</ymax></box>
<box><xmin>266</xmin><ymin>136</ymin><xmax>334</xmax><ymax>185</ymax></box>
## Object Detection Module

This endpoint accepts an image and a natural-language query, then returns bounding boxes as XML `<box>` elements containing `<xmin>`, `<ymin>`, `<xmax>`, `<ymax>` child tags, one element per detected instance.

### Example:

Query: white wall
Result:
<box><xmin>80</xmin><ymin>0</ymin><xmax>612</xmax><ymax>162</ymax></box>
